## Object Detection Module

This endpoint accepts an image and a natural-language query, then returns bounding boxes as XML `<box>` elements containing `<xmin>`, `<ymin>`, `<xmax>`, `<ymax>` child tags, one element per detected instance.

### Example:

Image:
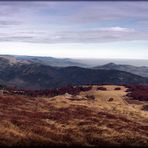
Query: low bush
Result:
<box><xmin>85</xmin><ymin>95</ymin><xmax>95</xmax><ymax>100</ymax></box>
<box><xmin>114</xmin><ymin>87</ymin><xmax>121</xmax><ymax>90</ymax></box>
<box><xmin>4</xmin><ymin>85</ymin><xmax>92</xmax><ymax>98</ymax></box>
<box><xmin>125</xmin><ymin>85</ymin><xmax>148</xmax><ymax>101</ymax></box>
<box><xmin>108</xmin><ymin>98</ymin><xmax>114</xmax><ymax>102</ymax></box>
<box><xmin>142</xmin><ymin>105</ymin><xmax>148</xmax><ymax>111</ymax></box>
<box><xmin>97</xmin><ymin>87</ymin><xmax>107</xmax><ymax>91</ymax></box>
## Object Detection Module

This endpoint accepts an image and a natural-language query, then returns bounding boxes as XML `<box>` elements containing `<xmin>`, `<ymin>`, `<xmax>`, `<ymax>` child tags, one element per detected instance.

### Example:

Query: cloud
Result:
<box><xmin>67</xmin><ymin>2</ymin><xmax>148</xmax><ymax>23</ymax></box>
<box><xmin>0</xmin><ymin>26</ymin><xmax>148</xmax><ymax>43</ymax></box>
<box><xmin>0</xmin><ymin>2</ymin><xmax>147</xmax><ymax>43</ymax></box>
<box><xmin>98</xmin><ymin>27</ymin><xmax>135</xmax><ymax>32</ymax></box>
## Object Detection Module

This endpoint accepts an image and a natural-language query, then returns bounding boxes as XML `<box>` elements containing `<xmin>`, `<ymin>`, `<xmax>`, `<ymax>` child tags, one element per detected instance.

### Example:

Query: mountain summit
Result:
<box><xmin>95</xmin><ymin>63</ymin><xmax>148</xmax><ymax>78</ymax></box>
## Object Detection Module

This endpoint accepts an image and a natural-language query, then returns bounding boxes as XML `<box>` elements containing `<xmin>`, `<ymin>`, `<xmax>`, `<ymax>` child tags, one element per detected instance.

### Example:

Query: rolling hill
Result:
<box><xmin>0</xmin><ymin>55</ymin><xmax>87</xmax><ymax>67</ymax></box>
<box><xmin>94</xmin><ymin>62</ymin><xmax>148</xmax><ymax>78</ymax></box>
<box><xmin>0</xmin><ymin>62</ymin><xmax>148</xmax><ymax>89</ymax></box>
<box><xmin>0</xmin><ymin>55</ymin><xmax>148</xmax><ymax>90</ymax></box>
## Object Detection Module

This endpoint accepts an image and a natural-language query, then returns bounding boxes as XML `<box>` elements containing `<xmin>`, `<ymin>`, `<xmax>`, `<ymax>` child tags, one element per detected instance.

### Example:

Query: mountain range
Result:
<box><xmin>0</xmin><ymin>55</ymin><xmax>87</xmax><ymax>67</ymax></box>
<box><xmin>0</xmin><ymin>55</ymin><xmax>148</xmax><ymax>89</ymax></box>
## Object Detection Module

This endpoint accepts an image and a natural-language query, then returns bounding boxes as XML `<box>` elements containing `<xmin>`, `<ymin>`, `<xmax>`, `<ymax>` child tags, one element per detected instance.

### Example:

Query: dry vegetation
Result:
<box><xmin>0</xmin><ymin>85</ymin><xmax>147</xmax><ymax>147</ymax></box>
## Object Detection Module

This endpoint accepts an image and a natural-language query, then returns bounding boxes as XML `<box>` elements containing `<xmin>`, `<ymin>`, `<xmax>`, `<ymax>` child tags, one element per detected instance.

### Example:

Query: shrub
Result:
<box><xmin>125</xmin><ymin>85</ymin><xmax>148</xmax><ymax>101</ymax></box>
<box><xmin>142</xmin><ymin>105</ymin><xmax>148</xmax><ymax>111</ymax></box>
<box><xmin>114</xmin><ymin>87</ymin><xmax>121</xmax><ymax>90</ymax></box>
<box><xmin>85</xmin><ymin>95</ymin><xmax>95</xmax><ymax>100</ymax></box>
<box><xmin>108</xmin><ymin>98</ymin><xmax>114</xmax><ymax>102</ymax></box>
<box><xmin>5</xmin><ymin>85</ymin><xmax>92</xmax><ymax>98</ymax></box>
<box><xmin>97</xmin><ymin>87</ymin><xmax>107</xmax><ymax>91</ymax></box>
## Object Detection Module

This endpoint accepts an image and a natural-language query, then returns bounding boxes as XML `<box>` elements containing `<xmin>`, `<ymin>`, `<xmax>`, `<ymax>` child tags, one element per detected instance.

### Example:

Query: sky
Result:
<box><xmin>0</xmin><ymin>1</ymin><xmax>148</xmax><ymax>59</ymax></box>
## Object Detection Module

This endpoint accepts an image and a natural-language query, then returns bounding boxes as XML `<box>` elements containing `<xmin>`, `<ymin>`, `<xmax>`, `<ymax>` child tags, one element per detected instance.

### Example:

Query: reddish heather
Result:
<box><xmin>5</xmin><ymin>86</ymin><xmax>92</xmax><ymax>97</ymax></box>
<box><xmin>126</xmin><ymin>85</ymin><xmax>148</xmax><ymax>101</ymax></box>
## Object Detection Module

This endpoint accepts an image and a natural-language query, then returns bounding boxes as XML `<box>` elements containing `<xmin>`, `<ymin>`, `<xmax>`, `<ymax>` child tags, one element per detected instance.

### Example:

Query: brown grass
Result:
<box><xmin>0</xmin><ymin>85</ymin><xmax>147</xmax><ymax>147</ymax></box>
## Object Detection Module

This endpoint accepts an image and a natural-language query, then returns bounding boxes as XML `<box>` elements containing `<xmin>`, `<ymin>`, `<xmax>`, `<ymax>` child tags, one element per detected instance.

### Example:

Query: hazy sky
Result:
<box><xmin>0</xmin><ymin>1</ymin><xmax>148</xmax><ymax>59</ymax></box>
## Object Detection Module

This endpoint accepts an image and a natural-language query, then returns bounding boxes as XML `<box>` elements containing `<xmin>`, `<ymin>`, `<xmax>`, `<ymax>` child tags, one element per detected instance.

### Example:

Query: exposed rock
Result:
<box><xmin>64</xmin><ymin>93</ymin><xmax>72</xmax><ymax>99</ymax></box>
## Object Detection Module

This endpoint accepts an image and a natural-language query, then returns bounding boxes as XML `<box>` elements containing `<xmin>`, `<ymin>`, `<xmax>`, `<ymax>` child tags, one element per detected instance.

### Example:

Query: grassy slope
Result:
<box><xmin>0</xmin><ymin>85</ymin><xmax>147</xmax><ymax>147</ymax></box>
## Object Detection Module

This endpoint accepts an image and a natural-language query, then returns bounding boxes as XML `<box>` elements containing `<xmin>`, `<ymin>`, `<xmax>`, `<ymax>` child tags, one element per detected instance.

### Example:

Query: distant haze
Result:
<box><xmin>75</xmin><ymin>58</ymin><xmax>148</xmax><ymax>67</ymax></box>
<box><xmin>0</xmin><ymin>53</ymin><xmax>148</xmax><ymax>67</ymax></box>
